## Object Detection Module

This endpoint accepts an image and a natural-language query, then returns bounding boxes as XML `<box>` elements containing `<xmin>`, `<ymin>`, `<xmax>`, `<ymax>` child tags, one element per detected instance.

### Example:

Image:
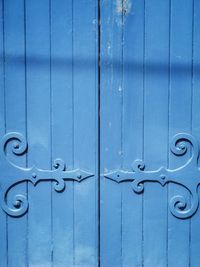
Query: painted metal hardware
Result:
<box><xmin>104</xmin><ymin>133</ymin><xmax>200</xmax><ymax>219</ymax></box>
<box><xmin>0</xmin><ymin>132</ymin><xmax>94</xmax><ymax>217</ymax></box>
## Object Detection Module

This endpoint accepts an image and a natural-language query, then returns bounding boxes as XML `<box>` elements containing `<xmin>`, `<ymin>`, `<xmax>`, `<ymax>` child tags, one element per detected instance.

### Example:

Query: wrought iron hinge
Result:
<box><xmin>103</xmin><ymin>133</ymin><xmax>200</xmax><ymax>219</ymax></box>
<box><xmin>0</xmin><ymin>132</ymin><xmax>94</xmax><ymax>217</ymax></box>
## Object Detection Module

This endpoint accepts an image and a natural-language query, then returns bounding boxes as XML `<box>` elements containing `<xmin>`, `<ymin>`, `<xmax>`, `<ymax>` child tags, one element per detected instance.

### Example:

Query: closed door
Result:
<box><xmin>0</xmin><ymin>1</ymin><xmax>200</xmax><ymax>267</ymax></box>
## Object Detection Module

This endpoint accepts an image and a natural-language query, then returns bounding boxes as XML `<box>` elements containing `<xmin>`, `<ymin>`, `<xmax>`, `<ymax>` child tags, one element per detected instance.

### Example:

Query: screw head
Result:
<box><xmin>32</xmin><ymin>172</ymin><xmax>37</xmax><ymax>179</ymax></box>
<box><xmin>14</xmin><ymin>142</ymin><xmax>19</xmax><ymax>149</ymax></box>
<box><xmin>77</xmin><ymin>174</ymin><xmax>82</xmax><ymax>179</ymax></box>
<box><xmin>160</xmin><ymin>174</ymin><xmax>165</xmax><ymax>180</ymax></box>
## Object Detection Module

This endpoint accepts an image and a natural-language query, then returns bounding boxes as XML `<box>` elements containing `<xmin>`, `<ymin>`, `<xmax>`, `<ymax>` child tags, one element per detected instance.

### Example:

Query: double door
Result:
<box><xmin>0</xmin><ymin>1</ymin><xmax>200</xmax><ymax>267</ymax></box>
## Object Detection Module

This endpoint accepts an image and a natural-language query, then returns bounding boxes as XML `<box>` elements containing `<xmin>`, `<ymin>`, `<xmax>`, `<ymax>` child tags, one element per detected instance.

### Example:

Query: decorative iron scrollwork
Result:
<box><xmin>103</xmin><ymin>133</ymin><xmax>200</xmax><ymax>219</ymax></box>
<box><xmin>0</xmin><ymin>132</ymin><xmax>94</xmax><ymax>217</ymax></box>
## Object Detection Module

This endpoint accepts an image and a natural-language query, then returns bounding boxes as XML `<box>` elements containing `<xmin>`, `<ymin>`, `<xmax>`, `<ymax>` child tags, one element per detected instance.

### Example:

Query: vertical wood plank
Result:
<box><xmin>122</xmin><ymin>0</ymin><xmax>144</xmax><ymax>266</ymax></box>
<box><xmin>168</xmin><ymin>1</ymin><xmax>193</xmax><ymax>266</ymax></box>
<box><xmin>0</xmin><ymin>0</ymin><xmax>7</xmax><ymax>266</ymax></box>
<box><xmin>100</xmin><ymin>1</ymin><xmax>123</xmax><ymax>266</ymax></box>
<box><xmin>73</xmin><ymin>0</ymin><xmax>98</xmax><ymax>266</ymax></box>
<box><xmin>3</xmin><ymin>0</ymin><xmax>27</xmax><ymax>266</ymax></box>
<box><xmin>143</xmin><ymin>1</ymin><xmax>169</xmax><ymax>266</ymax></box>
<box><xmin>50</xmin><ymin>0</ymin><xmax>74</xmax><ymax>267</ymax></box>
<box><xmin>190</xmin><ymin>0</ymin><xmax>200</xmax><ymax>266</ymax></box>
<box><xmin>26</xmin><ymin>0</ymin><xmax>52</xmax><ymax>265</ymax></box>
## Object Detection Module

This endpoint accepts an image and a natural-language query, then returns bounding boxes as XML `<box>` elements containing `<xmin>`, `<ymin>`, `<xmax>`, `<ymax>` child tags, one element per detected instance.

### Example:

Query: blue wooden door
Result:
<box><xmin>1</xmin><ymin>0</ymin><xmax>200</xmax><ymax>267</ymax></box>
<box><xmin>100</xmin><ymin>1</ymin><xmax>200</xmax><ymax>267</ymax></box>
<box><xmin>0</xmin><ymin>0</ymin><xmax>98</xmax><ymax>266</ymax></box>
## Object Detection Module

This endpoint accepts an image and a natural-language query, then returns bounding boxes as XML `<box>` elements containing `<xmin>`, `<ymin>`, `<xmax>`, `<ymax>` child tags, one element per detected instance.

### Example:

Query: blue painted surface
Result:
<box><xmin>0</xmin><ymin>0</ymin><xmax>98</xmax><ymax>267</ymax></box>
<box><xmin>0</xmin><ymin>0</ymin><xmax>200</xmax><ymax>267</ymax></box>
<box><xmin>100</xmin><ymin>1</ymin><xmax>200</xmax><ymax>267</ymax></box>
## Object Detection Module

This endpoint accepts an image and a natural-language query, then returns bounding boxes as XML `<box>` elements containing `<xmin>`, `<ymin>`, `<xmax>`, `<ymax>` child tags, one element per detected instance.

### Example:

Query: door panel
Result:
<box><xmin>1</xmin><ymin>1</ymin><xmax>27</xmax><ymax>266</ymax></box>
<box><xmin>191</xmin><ymin>2</ymin><xmax>200</xmax><ymax>266</ymax></box>
<box><xmin>1</xmin><ymin>0</ymin><xmax>200</xmax><ymax>267</ymax></box>
<box><xmin>168</xmin><ymin>2</ymin><xmax>193</xmax><ymax>267</ymax></box>
<box><xmin>100</xmin><ymin>1</ymin><xmax>124</xmax><ymax>266</ymax></box>
<box><xmin>26</xmin><ymin>1</ymin><xmax>52</xmax><ymax>265</ymax></box>
<box><xmin>100</xmin><ymin>1</ymin><xmax>200</xmax><ymax>267</ymax></box>
<box><xmin>51</xmin><ymin>1</ymin><xmax>74</xmax><ymax>265</ymax></box>
<box><xmin>0</xmin><ymin>0</ymin><xmax>98</xmax><ymax>267</ymax></box>
<box><xmin>143</xmin><ymin>1</ymin><xmax>169</xmax><ymax>266</ymax></box>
